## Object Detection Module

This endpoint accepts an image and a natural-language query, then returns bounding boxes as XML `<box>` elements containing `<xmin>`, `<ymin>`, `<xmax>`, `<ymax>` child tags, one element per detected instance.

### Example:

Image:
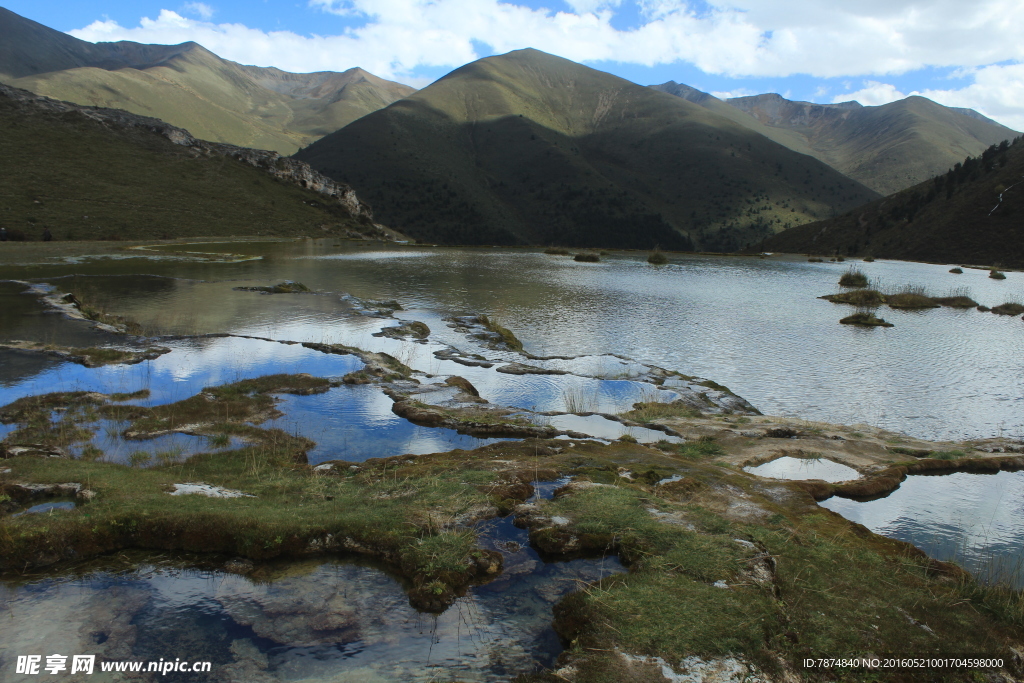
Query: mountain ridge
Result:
<box><xmin>652</xmin><ymin>82</ymin><xmax>1018</xmax><ymax>196</ymax></box>
<box><xmin>760</xmin><ymin>136</ymin><xmax>1024</xmax><ymax>267</ymax></box>
<box><xmin>0</xmin><ymin>7</ymin><xmax>416</xmax><ymax>153</ymax></box>
<box><xmin>297</xmin><ymin>48</ymin><xmax>878</xmax><ymax>250</ymax></box>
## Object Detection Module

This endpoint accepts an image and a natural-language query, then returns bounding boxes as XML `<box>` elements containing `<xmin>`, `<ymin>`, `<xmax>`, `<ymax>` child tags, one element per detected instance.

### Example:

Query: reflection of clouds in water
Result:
<box><xmin>1</xmin><ymin>557</ymin><xmax>619</xmax><ymax>682</ymax></box>
<box><xmin>269</xmin><ymin>387</ymin><xmax>504</xmax><ymax>463</ymax></box>
<box><xmin>303</xmin><ymin>251</ymin><xmax>434</xmax><ymax>261</ymax></box>
<box><xmin>822</xmin><ymin>471</ymin><xmax>1024</xmax><ymax>586</ymax></box>
<box><xmin>744</xmin><ymin>457</ymin><xmax>861</xmax><ymax>483</ymax></box>
<box><xmin>0</xmin><ymin>337</ymin><xmax>363</xmax><ymax>409</ymax></box>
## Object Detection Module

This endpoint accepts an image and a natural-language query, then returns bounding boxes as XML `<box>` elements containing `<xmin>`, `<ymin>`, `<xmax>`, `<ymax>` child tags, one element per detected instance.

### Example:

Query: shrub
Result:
<box><xmin>838</xmin><ymin>268</ymin><xmax>869</xmax><ymax>287</ymax></box>
<box><xmin>647</xmin><ymin>249</ymin><xmax>669</xmax><ymax>265</ymax></box>
<box><xmin>990</xmin><ymin>270</ymin><xmax>1007</xmax><ymax>280</ymax></box>
<box><xmin>949</xmin><ymin>267</ymin><xmax>963</xmax><ymax>274</ymax></box>
<box><xmin>544</xmin><ymin>247</ymin><xmax>570</xmax><ymax>255</ymax></box>
<box><xmin>574</xmin><ymin>252</ymin><xmax>600</xmax><ymax>262</ymax></box>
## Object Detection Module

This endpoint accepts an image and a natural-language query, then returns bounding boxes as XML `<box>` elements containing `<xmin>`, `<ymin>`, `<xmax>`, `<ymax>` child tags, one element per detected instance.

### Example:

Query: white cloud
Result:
<box><xmin>833</xmin><ymin>66</ymin><xmax>1024</xmax><ymax>131</ymax></box>
<box><xmin>182</xmin><ymin>2</ymin><xmax>214</xmax><ymax>20</ymax></box>
<box><xmin>833</xmin><ymin>81</ymin><xmax>907</xmax><ymax>106</ymax></box>
<box><xmin>69</xmin><ymin>0</ymin><xmax>1024</xmax><ymax>78</ymax></box>
<box><xmin>710</xmin><ymin>88</ymin><xmax>756</xmax><ymax>99</ymax></box>
<box><xmin>66</xmin><ymin>0</ymin><xmax>1024</xmax><ymax>127</ymax></box>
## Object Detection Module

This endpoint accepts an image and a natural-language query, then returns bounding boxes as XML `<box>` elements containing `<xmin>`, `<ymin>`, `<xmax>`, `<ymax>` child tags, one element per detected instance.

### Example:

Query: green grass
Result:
<box><xmin>622</xmin><ymin>401</ymin><xmax>701</xmax><ymax>422</ymax></box>
<box><xmin>531</xmin><ymin>478</ymin><xmax>1024</xmax><ymax>681</ymax></box>
<box><xmin>676</xmin><ymin>436</ymin><xmax>724</xmax><ymax>460</ymax></box>
<box><xmin>0</xmin><ymin>91</ymin><xmax>373</xmax><ymax>241</ymax></box>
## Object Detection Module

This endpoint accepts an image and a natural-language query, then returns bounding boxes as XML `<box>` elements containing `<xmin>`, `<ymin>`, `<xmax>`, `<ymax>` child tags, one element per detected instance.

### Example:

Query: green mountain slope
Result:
<box><xmin>0</xmin><ymin>84</ymin><xmax>383</xmax><ymax>241</ymax></box>
<box><xmin>760</xmin><ymin>137</ymin><xmax>1024</xmax><ymax>267</ymax></box>
<box><xmin>652</xmin><ymin>83</ymin><xmax>1019</xmax><ymax>196</ymax></box>
<box><xmin>0</xmin><ymin>7</ymin><xmax>415</xmax><ymax>154</ymax></box>
<box><xmin>296</xmin><ymin>49</ymin><xmax>878</xmax><ymax>250</ymax></box>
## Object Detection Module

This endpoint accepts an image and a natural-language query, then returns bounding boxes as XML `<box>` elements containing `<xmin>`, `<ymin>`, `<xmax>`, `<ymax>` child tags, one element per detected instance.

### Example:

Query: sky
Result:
<box><xmin>5</xmin><ymin>0</ymin><xmax>1024</xmax><ymax>130</ymax></box>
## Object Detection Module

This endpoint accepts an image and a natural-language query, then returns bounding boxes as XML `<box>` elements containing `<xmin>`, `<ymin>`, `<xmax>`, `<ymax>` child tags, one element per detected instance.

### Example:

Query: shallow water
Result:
<box><xmin>266</xmin><ymin>387</ymin><xmax>506</xmax><ymax>464</ymax></box>
<box><xmin>5</xmin><ymin>242</ymin><xmax>1022</xmax><ymax>440</ymax></box>
<box><xmin>2</xmin><ymin>242</ymin><xmax>1024</xmax><ymax>675</ymax></box>
<box><xmin>743</xmin><ymin>456</ymin><xmax>862</xmax><ymax>482</ymax></box>
<box><xmin>821</xmin><ymin>470</ymin><xmax>1024</xmax><ymax>587</ymax></box>
<box><xmin>0</xmin><ymin>542</ymin><xmax>623</xmax><ymax>681</ymax></box>
<box><xmin>11</xmin><ymin>500</ymin><xmax>76</xmax><ymax>517</ymax></box>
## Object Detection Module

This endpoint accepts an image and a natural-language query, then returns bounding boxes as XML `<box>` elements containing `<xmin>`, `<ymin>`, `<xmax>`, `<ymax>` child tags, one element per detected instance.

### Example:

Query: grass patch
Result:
<box><xmin>949</xmin><ymin>267</ymin><xmax>963</xmax><ymax>274</ymax></box>
<box><xmin>840</xmin><ymin>311</ymin><xmax>893</xmax><ymax>327</ymax></box>
<box><xmin>821</xmin><ymin>289</ymin><xmax>885</xmax><ymax>306</ymax></box>
<box><xmin>543</xmin><ymin>247</ymin><xmax>570</xmax><ymax>255</ymax></box>
<box><xmin>932</xmin><ymin>286</ymin><xmax>978</xmax><ymax>308</ymax></box>
<box><xmin>885</xmin><ymin>285</ymin><xmax>939</xmax><ymax>309</ymax></box>
<box><xmin>477</xmin><ymin>314</ymin><xmax>523</xmax><ymax>352</ymax></box>
<box><xmin>676</xmin><ymin>436</ymin><xmax>724</xmax><ymax>460</ymax></box>
<box><xmin>621</xmin><ymin>401</ymin><xmax>701</xmax><ymax>423</ymax></box>
<box><xmin>838</xmin><ymin>268</ymin><xmax>869</xmax><ymax>287</ymax></box>
<box><xmin>647</xmin><ymin>249</ymin><xmax>669</xmax><ymax>265</ymax></box>
<box><xmin>574</xmin><ymin>252</ymin><xmax>600</xmax><ymax>262</ymax></box>
<box><xmin>990</xmin><ymin>270</ymin><xmax>1007</xmax><ymax>280</ymax></box>
<box><xmin>991</xmin><ymin>302</ymin><xmax>1024</xmax><ymax>316</ymax></box>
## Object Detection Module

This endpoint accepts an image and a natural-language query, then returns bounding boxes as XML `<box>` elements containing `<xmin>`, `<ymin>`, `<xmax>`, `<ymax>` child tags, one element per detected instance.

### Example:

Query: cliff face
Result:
<box><xmin>0</xmin><ymin>83</ymin><xmax>373</xmax><ymax>221</ymax></box>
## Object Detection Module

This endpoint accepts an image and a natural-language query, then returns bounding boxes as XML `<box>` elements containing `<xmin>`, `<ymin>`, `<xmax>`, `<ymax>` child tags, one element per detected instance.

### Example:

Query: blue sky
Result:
<box><xmin>5</xmin><ymin>0</ymin><xmax>1023</xmax><ymax>129</ymax></box>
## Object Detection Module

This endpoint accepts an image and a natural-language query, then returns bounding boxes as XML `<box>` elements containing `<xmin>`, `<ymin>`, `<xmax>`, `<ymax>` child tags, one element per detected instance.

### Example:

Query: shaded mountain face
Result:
<box><xmin>296</xmin><ymin>49</ymin><xmax>877</xmax><ymax>250</ymax></box>
<box><xmin>0</xmin><ymin>83</ymin><xmax>382</xmax><ymax>241</ymax></box>
<box><xmin>0</xmin><ymin>7</ymin><xmax>415</xmax><ymax>153</ymax></box>
<box><xmin>652</xmin><ymin>82</ymin><xmax>1019</xmax><ymax>196</ymax></box>
<box><xmin>761</xmin><ymin>136</ymin><xmax>1024</xmax><ymax>268</ymax></box>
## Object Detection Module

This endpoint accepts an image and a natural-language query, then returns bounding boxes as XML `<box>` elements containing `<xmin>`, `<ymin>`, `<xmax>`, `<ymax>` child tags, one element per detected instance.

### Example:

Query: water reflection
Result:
<box><xmin>744</xmin><ymin>456</ymin><xmax>862</xmax><ymax>482</ymax></box>
<box><xmin>5</xmin><ymin>242</ymin><xmax>1021</xmax><ymax>439</ymax></box>
<box><xmin>821</xmin><ymin>470</ymin><xmax>1024</xmax><ymax>587</ymax></box>
<box><xmin>0</xmin><ymin>548</ymin><xmax>623</xmax><ymax>682</ymax></box>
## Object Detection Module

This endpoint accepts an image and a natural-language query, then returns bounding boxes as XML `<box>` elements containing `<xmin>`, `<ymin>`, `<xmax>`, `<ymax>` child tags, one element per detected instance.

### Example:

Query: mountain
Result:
<box><xmin>652</xmin><ymin>83</ymin><xmax>1019</xmax><ymax>196</ymax></box>
<box><xmin>0</xmin><ymin>7</ymin><xmax>415</xmax><ymax>154</ymax></box>
<box><xmin>295</xmin><ymin>49</ymin><xmax>878</xmax><ymax>250</ymax></box>
<box><xmin>0</xmin><ymin>83</ymin><xmax>389</xmax><ymax>241</ymax></box>
<box><xmin>760</xmin><ymin>136</ymin><xmax>1024</xmax><ymax>267</ymax></box>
